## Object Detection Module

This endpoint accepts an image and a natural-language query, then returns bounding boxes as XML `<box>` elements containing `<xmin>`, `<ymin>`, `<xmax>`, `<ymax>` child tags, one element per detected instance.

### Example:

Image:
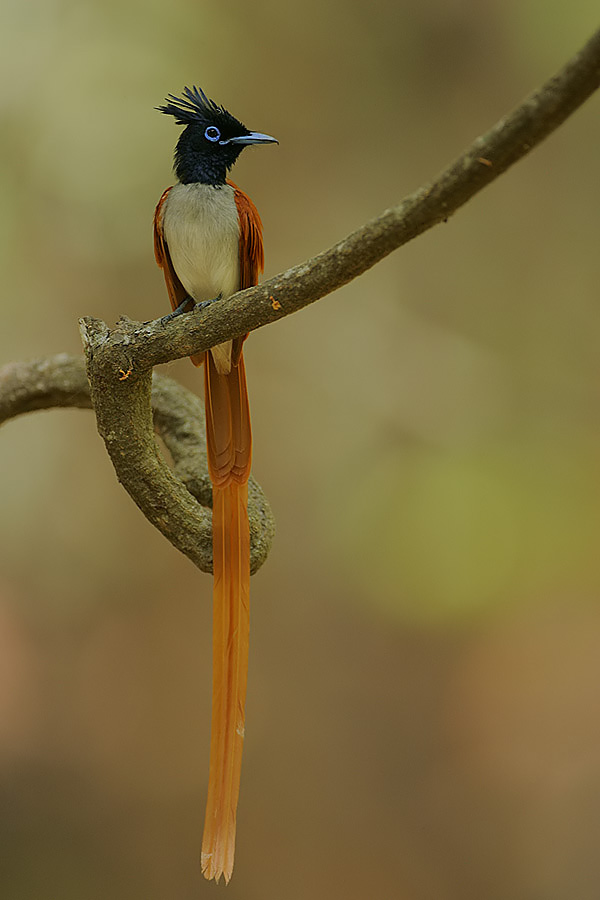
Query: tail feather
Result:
<box><xmin>204</xmin><ymin>352</ymin><xmax>251</xmax><ymax>485</ymax></box>
<box><xmin>201</xmin><ymin>352</ymin><xmax>251</xmax><ymax>884</ymax></box>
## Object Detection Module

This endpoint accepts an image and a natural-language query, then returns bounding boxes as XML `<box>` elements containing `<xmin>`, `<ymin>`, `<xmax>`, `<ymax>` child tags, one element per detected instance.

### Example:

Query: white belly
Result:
<box><xmin>162</xmin><ymin>182</ymin><xmax>240</xmax><ymax>303</ymax></box>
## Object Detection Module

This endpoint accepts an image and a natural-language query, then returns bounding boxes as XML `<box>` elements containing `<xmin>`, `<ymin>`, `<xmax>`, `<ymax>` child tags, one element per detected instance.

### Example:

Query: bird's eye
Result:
<box><xmin>204</xmin><ymin>126</ymin><xmax>221</xmax><ymax>142</ymax></box>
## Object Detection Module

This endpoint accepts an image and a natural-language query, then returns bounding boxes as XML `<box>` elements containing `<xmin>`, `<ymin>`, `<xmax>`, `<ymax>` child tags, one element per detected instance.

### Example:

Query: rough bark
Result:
<box><xmin>0</xmin><ymin>353</ymin><xmax>274</xmax><ymax>574</ymax></box>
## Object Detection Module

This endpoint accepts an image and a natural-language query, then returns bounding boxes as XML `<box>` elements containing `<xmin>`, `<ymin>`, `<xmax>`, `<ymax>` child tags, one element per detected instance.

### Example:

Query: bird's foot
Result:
<box><xmin>160</xmin><ymin>296</ymin><xmax>195</xmax><ymax>325</ymax></box>
<box><xmin>194</xmin><ymin>292</ymin><xmax>222</xmax><ymax>311</ymax></box>
<box><xmin>160</xmin><ymin>293</ymin><xmax>222</xmax><ymax>325</ymax></box>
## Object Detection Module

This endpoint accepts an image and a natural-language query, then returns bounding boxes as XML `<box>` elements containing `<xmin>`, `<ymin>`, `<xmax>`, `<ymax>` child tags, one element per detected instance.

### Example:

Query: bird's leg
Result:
<box><xmin>194</xmin><ymin>292</ymin><xmax>223</xmax><ymax>311</ymax></box>
<box><xmin>161</xmin><ymin>293</ymin><xmax>222</xmax><ymax>325</ymax></box>
<box><xmin>160</xmin><ymin>296</ymin><xmax>195</xmax><ymax>324</ymax></box>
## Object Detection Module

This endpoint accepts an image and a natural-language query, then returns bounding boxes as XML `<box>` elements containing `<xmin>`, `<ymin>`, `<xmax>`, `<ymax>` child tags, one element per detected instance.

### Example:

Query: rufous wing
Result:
<box><xmin>227</xmin><ymin>180</ymin><xmax>265</xmax><ymax>363</ymax></box>
<box><xmin>154</xmin><ymin>187</ymin><xmax>205</xmax><ymax>365</ymax></box>
<box><xmin>153</xmin><ymin>187</ymin><xmax>189</xmax><ymax>311</ymax></box>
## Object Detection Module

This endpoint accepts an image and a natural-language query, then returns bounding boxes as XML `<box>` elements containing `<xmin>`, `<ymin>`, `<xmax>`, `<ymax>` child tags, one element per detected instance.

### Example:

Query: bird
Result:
<box><xmin>153</xmin><ymin>86</ymin><xmax>277</xmax><ymax>884</ymax></box>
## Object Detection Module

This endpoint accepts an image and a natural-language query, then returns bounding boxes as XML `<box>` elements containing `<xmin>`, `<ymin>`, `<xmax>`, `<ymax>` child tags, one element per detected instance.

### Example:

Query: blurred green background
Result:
<box><xmin>1</xmin><ymin>2</ymin><xmax>600</xmax><ymax>898</ymax></box>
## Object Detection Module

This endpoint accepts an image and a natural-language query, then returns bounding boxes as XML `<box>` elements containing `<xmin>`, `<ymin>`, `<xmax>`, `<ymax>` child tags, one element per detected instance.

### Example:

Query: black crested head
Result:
<box><xmin>158</xmin><ymin>86</ymin><xmax>277</xmax><ymax>186</ymax></box>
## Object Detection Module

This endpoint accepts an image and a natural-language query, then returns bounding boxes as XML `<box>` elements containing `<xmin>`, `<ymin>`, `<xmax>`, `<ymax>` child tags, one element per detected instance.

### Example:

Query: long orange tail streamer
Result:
<box><xmin>154</xmin><ymin>178</ymin><xmax>264</xmax><ymax>883</ymax></box>
<box><xmin>200</xmin><ymin>350</ymin><xmax>252</xmax><ymax>884</ymax></box>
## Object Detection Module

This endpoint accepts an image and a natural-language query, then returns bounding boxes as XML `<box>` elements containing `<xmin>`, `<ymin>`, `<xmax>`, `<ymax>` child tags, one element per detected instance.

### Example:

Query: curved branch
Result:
<box><xmin>80</xmin><ymin>27</ymin><xmax>600</xmax><ymax>366</ymax></box>
<box><xmin>8</xmin><ymin>31</ymin><xmax>596</xmax><ymax>589</ymax></box>
<box><xmin>0</xmin><ymin>354</ymin><xmax>92</xmax><ymax>419</ymax></box>
<box><xmin>0</xmin><ymin>354</ymin><xmax>275</xmax><ymax>575</ymax></box>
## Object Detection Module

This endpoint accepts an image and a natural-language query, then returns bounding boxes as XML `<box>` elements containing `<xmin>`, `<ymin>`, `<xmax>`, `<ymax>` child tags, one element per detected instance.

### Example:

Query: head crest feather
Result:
<box><xmin>157</xmin><ymin>86</ymin><xmax>226</xmax><ymax>126</ymax></box>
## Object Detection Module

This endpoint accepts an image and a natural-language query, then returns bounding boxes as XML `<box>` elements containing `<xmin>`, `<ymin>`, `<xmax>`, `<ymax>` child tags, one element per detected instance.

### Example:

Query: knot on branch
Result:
<box><xmin>0</xmin><ymin>351</ymin><xmax>275</xmax><ymax>575</ymax></box>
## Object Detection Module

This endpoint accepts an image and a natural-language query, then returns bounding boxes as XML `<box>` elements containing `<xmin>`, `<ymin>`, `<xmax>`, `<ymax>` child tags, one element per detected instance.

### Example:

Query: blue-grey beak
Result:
<box><xmin>220</xmin><ymin>131</ymin><xmax>278</xmax><ymax>146</ymax></box>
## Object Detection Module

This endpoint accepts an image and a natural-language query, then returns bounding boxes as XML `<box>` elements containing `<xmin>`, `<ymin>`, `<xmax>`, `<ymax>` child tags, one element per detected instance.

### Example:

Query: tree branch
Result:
<box><xmin>80</xmin><ymin>26</ymin><xmax>600</xmax><ymax>366</ymax></box>
<box><xmin>4</xmin><ymin>29</ymin><xmax>599</xmax><ymax>587</ymax></box>
<box><xmin>0</xmin><ymin>354</ymin><xmax>275</xmax><ymax>575</ymax></box>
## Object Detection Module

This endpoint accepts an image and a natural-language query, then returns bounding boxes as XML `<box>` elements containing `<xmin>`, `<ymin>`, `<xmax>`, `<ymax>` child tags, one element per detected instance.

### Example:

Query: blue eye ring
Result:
<box><xmin>204</xmin><ymin>125</ymin><xmax>221</xmax><ymax>142</ymax></box>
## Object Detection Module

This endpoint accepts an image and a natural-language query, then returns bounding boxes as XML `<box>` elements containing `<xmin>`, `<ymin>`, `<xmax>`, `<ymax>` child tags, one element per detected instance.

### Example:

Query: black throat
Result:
<box><xmin>174</xmin><ymin>127</ymin><xmax>240</xmax><ymax>186</ymax></box>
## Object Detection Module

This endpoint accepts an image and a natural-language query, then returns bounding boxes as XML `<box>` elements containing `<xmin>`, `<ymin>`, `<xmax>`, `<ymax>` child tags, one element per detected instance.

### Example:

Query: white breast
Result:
<box><xmin>162</xmin><ymin>182</ymin><xmax>240</xmax><ymax>303</ymax></box>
